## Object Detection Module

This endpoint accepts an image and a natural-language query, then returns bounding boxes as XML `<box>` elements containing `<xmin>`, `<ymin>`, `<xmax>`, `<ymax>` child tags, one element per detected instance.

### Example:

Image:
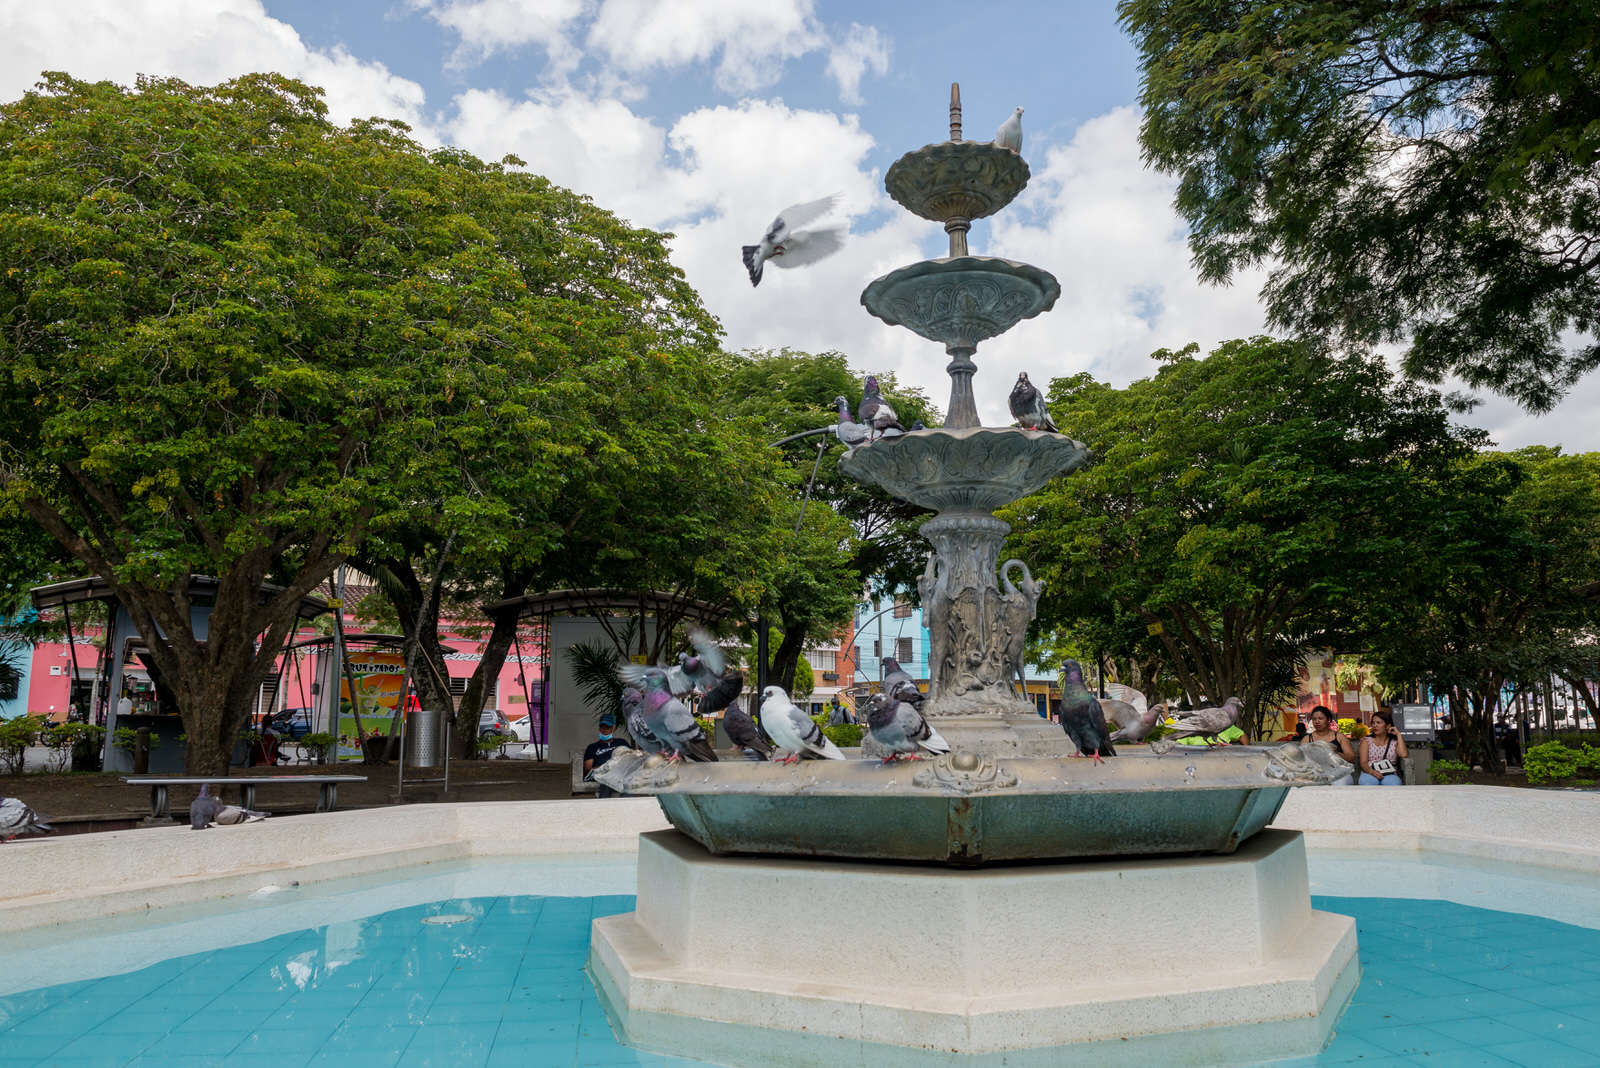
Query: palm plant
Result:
<box><xmin>566</xmin><ymin>639</ymin><xmax>626</xmax><ymax>725</ymax></box>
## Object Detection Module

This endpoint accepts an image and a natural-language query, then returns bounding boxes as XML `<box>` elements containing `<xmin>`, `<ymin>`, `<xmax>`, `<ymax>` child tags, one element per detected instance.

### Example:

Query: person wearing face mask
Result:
<box><xmin>583</xmin><ymin>715</ymin><xmax>628</xmax><ymax>798</ymax></box>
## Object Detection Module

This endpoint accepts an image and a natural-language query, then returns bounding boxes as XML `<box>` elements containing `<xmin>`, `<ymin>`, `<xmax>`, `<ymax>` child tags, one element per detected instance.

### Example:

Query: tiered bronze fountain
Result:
<box><xmin>589</xmin><ymin>86</ymin><xmax>1358</xmax><ymax>1068</ymax></box>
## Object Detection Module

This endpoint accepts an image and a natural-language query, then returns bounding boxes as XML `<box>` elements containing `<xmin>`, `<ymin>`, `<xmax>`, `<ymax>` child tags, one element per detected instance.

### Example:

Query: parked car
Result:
<box><xmin>506</xmin><ymin>715</ymin><xmax>532</xmax><ymax>743</ymax></box>
<box><xmin>264</xmin><ymin>707</ymin><xmax>315</xmax><ymax>740</ymax></box>
<box><xmin>478</xmin><ymin>709</ymin><xmax>514</xmax><ymax>741</ymax></box>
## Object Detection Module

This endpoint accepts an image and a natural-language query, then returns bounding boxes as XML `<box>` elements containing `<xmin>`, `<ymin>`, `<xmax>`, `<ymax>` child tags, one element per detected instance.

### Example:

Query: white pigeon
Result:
<box><xmin>760</xmin><ymin>685</ymin><xmax>845</xmax><ymax>763</ymax></box>
<box><xmin>995</xmin><ymin>107</ymin><xmax>1024</xmax><ymax>153</ymax></box>
<box><xmin>742</xmin><ymin>195</ymin><xmax>845</xmax><ymax>287</ymax></box>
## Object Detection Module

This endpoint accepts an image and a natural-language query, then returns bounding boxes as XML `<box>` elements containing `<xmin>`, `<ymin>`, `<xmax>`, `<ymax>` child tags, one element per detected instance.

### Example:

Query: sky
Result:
<box><xmin>3</xmin><ymin>0</ymin><xmax>1595</xmax><ymax>449</ymax></box>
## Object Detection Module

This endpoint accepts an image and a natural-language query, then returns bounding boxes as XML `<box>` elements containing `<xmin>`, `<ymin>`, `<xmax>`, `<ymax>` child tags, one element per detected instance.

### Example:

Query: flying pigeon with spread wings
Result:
<box><xmin>742</xmin><ymin>195</ymin><xmax>844</xmax><ymax>287</ymax></box>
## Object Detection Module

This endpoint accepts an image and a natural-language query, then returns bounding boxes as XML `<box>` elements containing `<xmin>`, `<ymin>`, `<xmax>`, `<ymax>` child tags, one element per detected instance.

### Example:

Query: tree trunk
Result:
<box><xmin>453</xmin><ymin>573</ymin><xmax>532</xmax><ymax>756</ymax></box>
<box><xmin>770</xmin><ymin>619</ymin><xmax>811</xmax><ymax>696</ymax></box>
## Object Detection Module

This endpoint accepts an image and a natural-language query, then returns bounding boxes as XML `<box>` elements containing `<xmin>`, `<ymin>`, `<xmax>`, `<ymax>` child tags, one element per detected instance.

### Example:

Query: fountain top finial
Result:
<box><xmin>950</xmin><ymin>82</ymin><xmax>962</xmax><ymax>142</ymax></box>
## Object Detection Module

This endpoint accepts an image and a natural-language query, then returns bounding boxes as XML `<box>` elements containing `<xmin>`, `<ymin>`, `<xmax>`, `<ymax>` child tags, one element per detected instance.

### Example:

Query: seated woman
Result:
<box><xmin>1306</xmin><ymin>705</ymin><xmax>1355</xmax><ymax>785</ymax></box>
<box><xmin>1358</xmin><ymin>711</ymin><xmax>1408</xmax><ymax>786</ymax></box>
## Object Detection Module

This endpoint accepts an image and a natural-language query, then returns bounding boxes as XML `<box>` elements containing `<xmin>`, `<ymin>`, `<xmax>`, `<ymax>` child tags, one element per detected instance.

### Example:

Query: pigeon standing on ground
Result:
<box><xmin>189</xmin><ymin>783</ymin><xmax>220</xmax><ymax>830</ymax></box>
<box><xmin>1009</xmin><ymin>372</ymin><xmax>1058</xmax><ymax>432</ymax></box>
<box><xmin>1167</xmin><ymin>698</ymin><xmax>1244</xmax><ymax>745</ymax></box>
<box><xmin>0</xmin><ymin>793</ymin><xmax>52</xmax><ymax>840</ymax></box>
<box><xmin>833</xmin><ymin>395</ymin><xmax>870</xmax><ymax>447</ymax></box>
<box><xmin>722</xmin><ymin>699</ymin><xmax>773</xmax><ymax>761</ymax></box>
<box><xmin>857</xmin><ymin>376</ymin><xmax>905</xmax><ymax>440</ymax></box>
<box><xmin>742</xmin><ymin>194</ymin><xmax>845</xmax><ymax>287</ymax></box>
<box><xmin>213</xmin><ymin>803</ymin><xmax>270</xmax><ymax>825</ymax></box>
<box><xmin>1058</xmin><ymin>659</ymin><xmax>1116</xmax><ymax>763</ymax></box>
<box><xmin>637</xmin><ymin>668</ymin><xmax>718</xmax><ymax>762</ymax></box>
<box><xmin>863</xmin><ymin>693</ymin><xmax>950</xmax><ymax>762</ymax></box>
<box><xmin>761</xmin><ymin>686</ymin><xmax>845</xmax><ymax>763</ymax></box>
<box><xmin>995</xmin><ymin>107</ymin><xmax>1024</xmax><ymax>153</ymax></box>
<box><xmin>879</xmin><ymin>656</ymin><xmax>924</xmax><ymax>707</ymax></box>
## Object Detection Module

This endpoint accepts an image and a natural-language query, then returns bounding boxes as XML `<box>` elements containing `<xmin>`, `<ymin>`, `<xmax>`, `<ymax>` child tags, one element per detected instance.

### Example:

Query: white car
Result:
<box><xmin>506</xmin><ymin>715</ymin><xmax>532</xmax><ymax>743</ymax></box>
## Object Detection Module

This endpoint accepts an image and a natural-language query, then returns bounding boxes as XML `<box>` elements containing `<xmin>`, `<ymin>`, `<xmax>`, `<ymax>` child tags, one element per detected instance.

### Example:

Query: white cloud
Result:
<box><xmin>407</xmin><ymin>0</ymin><xmax>590</xmax><ymax>74</ymax></box>
<box><xmin>0</xmin><ymin>0</ymin><xmax>434</xmax><ymax>137</ymax></box>
<box><xmin>826</xmin><ymin>23</ymin><xmax>890</xmax><ymax>106</ymax></box>
<box><xmin>586</xmin><ymin>0</ymin><xmax>825</xmax><ymax>94</ymax></box>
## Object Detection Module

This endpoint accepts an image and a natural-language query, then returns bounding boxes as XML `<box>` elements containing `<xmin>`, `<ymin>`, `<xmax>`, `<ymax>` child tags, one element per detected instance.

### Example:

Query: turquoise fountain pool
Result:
<box><xmin>2</xmin><ymin>853</ymin><xmax>1598</xmax><ymax>1068</ymax></box>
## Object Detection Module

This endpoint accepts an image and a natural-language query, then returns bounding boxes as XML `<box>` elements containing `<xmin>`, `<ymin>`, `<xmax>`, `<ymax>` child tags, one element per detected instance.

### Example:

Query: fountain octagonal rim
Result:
<box><xmin>838</xmin><ymin>425</ymin><xmax>1089</xmax><ymax>513</ymax></box>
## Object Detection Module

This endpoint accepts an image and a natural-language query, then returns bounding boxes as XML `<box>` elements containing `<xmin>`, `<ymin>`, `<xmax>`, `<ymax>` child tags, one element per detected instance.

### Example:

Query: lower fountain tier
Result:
<box><xmin>590</xmin><ymin>828</ymin><xmax>1359</xmax><ymax>1067</ymax></box>
<box><xmin>596</xmin><ymin>747</ymin><xmax>1297</xmax><ymax>864</ymax></box>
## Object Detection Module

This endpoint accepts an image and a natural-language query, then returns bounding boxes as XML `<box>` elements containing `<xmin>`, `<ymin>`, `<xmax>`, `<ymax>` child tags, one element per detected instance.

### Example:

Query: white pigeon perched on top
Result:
<box><xmin>995</xmin><ymin>107</ymin><xmax>1024</xmax><ymax>153</ymax></box>
<box><xmin>0</xmin><ymin>793</ymin><xmax>51</xmax><ymax>841</ymax></box>
<box><xmin>760</xmin><ymin>685</ymin><xmax>845</xmax><ymax>763</ymax></box>
<box><xmin>742</xmin><ymin>194</ymin><xmax>845</xmax><ymax>287</ymax></box>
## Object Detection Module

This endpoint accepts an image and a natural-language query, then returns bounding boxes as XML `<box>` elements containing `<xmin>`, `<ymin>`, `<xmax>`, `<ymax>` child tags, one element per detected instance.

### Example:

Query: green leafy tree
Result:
<box><xmin>717</xmin><ymin>349</ymin><xmax>940</xmax><ymax>690</ymax></box>
<box><xmin>1364</xmin><ymin>447</ymin><xmax>1600</xmax><ymax>771</ymax></box>
<box><xmin>1121</xmin><ymin>0</ymin><xmax>1600</xmax><ymax>409</ymax></box>
<box><xmin>1003</xmin><ymin>337</ymin><xmax>1481</xmax><ymax>739</ymax></box>
<box><xmin>0</xmin><ymin>72</ymin><xmax>710</xmax><ymax>773</ymax></box>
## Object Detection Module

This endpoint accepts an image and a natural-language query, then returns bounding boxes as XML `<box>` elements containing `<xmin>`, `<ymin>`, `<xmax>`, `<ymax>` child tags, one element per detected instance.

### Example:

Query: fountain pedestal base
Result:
<box><xmin>590</xmin><ymin>828</ymin><xmax>1358</xmax><ymax>1067</ymax></box>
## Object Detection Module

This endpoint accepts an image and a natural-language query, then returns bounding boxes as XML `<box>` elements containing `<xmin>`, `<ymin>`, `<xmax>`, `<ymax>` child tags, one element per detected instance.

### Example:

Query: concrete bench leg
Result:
<box><xmin>240</xmin><ymin>784</ymin><xmax>257</xmax><ymax>810</ymax></box>
<box><xmin>318</xmin><ymin>783</ymin><xmax>338</xmax><ymax>812</ymax></box>
<box><xmin>150</xmin><ymin>785</ymin><xmax>169</xmax><ymax>818</ymax></box>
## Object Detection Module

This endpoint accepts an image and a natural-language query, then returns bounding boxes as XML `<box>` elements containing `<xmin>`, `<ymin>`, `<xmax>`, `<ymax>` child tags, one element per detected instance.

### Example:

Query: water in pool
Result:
<box><xmin>3</xmin><ymin>856</ymin><xmax>1599</xmax><ymax>1068</ymax></box>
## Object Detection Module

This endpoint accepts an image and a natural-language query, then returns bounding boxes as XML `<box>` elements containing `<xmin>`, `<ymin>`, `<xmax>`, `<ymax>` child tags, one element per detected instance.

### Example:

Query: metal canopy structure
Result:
<box><xmin>482</xmin><ymin>587</ymin><xmax>731</xmax><ymax>624</ymax></box>
<box><xmin>31</xmin><ymin>575</ymin><xmax>332</xmax><ymax>621</ymax></box>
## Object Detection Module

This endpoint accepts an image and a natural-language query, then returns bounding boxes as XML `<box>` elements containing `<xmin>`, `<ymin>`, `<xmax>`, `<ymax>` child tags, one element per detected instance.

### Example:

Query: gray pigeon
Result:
<box><xmin>213</xmin><ymin>803</ymin><xmax>270</xmax><ymax>825</ymax></box>
<box><xmin>675</xmin><ymin>626</ymin><xmax>743</xmax><ymax>718</ymax></box>
<box><xmin>1009</xmin><ymin>372</ymin><xmax>1058</xmax><ymax>432</ymax></box>
<box><xmin>863</xmin><ymin>693</ymin><xmax>950</xmax><ymax>762</ymax></box>
<box><xmin>742</xmin><ymin>194</ymin><xmax>844</xmax><ymax>287</ymax></box>
<box><xmin>623</xmin><ymin>687</ymin><xmax>668</xmax><ymax>756</ymax></box>
<box><xmin>833</xmin><ymin>395</ymin><xmax>870</xmax><ymax>447</ymax></box>
<box><xmin>760</xmin><ymin>685</ymin><xmax>845</xmax><ymax>763</ymax></box>
<box><xmin>995</xmin><ymin>107</ymin><xmax>1024</xmax><ymax>153</ymax></box>
<box><xmin>636</xmin><ymin>668</ymin><xmax>718</xmax><ymax>762</ymax></box>
<box><xmin>0</xmin><ymin>793</ymin><xmax>52</xmax><ymax>840</ymax></box>
<box><xmin>1058</xmin><ymin>659</ymin><xmax>1116</xmax><ymax>763</ymax></box>
<box><xmin>857</xmin><ymin>376</ymin><xmax>904</xmax><ymax>440</ymax></box>
<box><xmin>1167</xmin><ymin>698</ymin><xmax>1243</xmax><ymax>745</ymax></box>
<box><xmin>722</xmin><ymin>699</ymin><xmax>773</xmax><ymax>761</ymax></box>
<box><xmin>879</xmin><ymin>656</ymin><xmax>924</xmax><ymax>707</ymax></box>
<box><xmin>1111</xmin><ymin>702</ymin><xmax>1167</xmax><ymax>744</ymax></box>
<box><xmin>189</xmin><ymin>783</ymin><xmax>220</xmax><ymax>830</ymax></box>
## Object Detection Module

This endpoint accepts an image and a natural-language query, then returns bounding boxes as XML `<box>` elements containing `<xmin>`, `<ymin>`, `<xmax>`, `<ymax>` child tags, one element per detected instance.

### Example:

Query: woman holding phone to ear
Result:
<box><xmin>1359</xmin><ymin>711</ymin><xmax>1407</xmax><ymax>785</ymax></box>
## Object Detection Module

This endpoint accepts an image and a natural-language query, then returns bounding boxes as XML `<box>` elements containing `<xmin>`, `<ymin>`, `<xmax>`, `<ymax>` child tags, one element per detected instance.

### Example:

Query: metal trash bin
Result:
<box><xmin>406</xmin><ymin>707</ymin><xmax>445</xmax><ymax>767</ymax></box>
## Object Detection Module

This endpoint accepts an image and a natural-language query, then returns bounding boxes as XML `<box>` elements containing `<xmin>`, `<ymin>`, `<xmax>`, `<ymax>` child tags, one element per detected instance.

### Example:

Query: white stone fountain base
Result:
<box><xmin>589</xmin><ymin>828</ymin><xmax>1359</xmax><ymax>1068</ymax></box>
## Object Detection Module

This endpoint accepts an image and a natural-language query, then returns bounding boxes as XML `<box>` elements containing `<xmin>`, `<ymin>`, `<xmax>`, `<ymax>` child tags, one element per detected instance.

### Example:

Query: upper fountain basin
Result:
<box><xmin>861</xmin><ymin>256</ymin><xmax>1060</xmax><ymax>353</ymax></box>
<box><xmin>884</xmin><ymin>140</ymin><xmax>1030</xmax><ymax>222</ymax></box>
<box><xmin>839</xmin><ymin>425</ymin><xmax>1089</xmax><ymax>513</ymax></box>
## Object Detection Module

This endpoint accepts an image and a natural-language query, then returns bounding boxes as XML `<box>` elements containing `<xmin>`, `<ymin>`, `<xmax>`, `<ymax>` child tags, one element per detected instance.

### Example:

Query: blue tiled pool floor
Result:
<box><xmin>3</xmin><ymin>892</ymin><xmax>1600</xmax><ymax>1067</ymax></box>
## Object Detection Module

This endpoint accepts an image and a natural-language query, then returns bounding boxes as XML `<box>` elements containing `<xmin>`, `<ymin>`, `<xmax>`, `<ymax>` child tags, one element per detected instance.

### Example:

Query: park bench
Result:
<box><xmin>124</xmin><ymin>775</ymin><xmax>368</xmax><ymax>818</ymax></box>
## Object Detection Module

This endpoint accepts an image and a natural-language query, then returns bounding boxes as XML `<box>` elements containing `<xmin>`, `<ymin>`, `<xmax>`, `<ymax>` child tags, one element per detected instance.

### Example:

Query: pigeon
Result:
<box><xmin>995</xmin><ymin>107</ymin><xmax>1024</xmax><ymax>153</ymax></box>
<box><xmin>760</xmin><ymin>685</ymin><xmax>845</xmax><ymax>763</ymax></box>
<box><xmin>857</xmin><ymin>375</ymin><xmax>905</xmax><ymax>440</ymax></box>
<box><xmin>879</xmin><ymin>656</ymin><xmax>924</xmax><ymax>707</ymax></box>
<box><xmin>863</xmin><ymin>692</ymin><xmax>949</xmax><ymax>762</ymax></box>
<box><xmin>1166</xmin><ymin>698</ymin><xmax>1244</xmax><ymax>745</ymax></box>
<box><xmin>624</xmin><ymin>688</ymin><xmax>668</xmax><ymax>757</ymax></box>
<box><xmin>189</xmin><ymin>783</ymin><xmax>220</xmax><ymax>830</ymax></box>
<box><xmin>1111</xmin><ymin>702</ymin><xmax>1167</xmax><ymax>744</ymax></box>
<box><xmin>742</xmin><ymin>194</ymin><xmax>845</xmax><ymax>287</ymax></box>
<box><xmin>0</xmin><ymin>793</ymin><xmax>52</xmax><ymax>841</ymax></box>
<box><xmin>1058</xmin><ymin>659</ymin><xmax>1116</xmax><ymax>763</ymax></box>
<box><xmin>674</xmin><ymin>625</ymin><xmax>744</xmax><ymax>717</ymax></box>
<box><xmin>636</xmin><ymin>668</ymin><xmax>718</xmax><ymax>762</ymax></box>
<box><xmin>1008</xmin><ymin>372</ymin><xmax>1058</xmax><ymax>432</ymax></box>
<box><xmin>213</xmin><ymin>804</ymin><xmax>270</xmax><ymax>825</ymax></box>
<box><xmin>833</xmin><ymin>395</ymin><xmax>870</xmax><ymax>447</ymax></box>
<box><xmin>722</xmin><ymin>699</ymin><xmax>774</xmax><ymax>761</ymax></box>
